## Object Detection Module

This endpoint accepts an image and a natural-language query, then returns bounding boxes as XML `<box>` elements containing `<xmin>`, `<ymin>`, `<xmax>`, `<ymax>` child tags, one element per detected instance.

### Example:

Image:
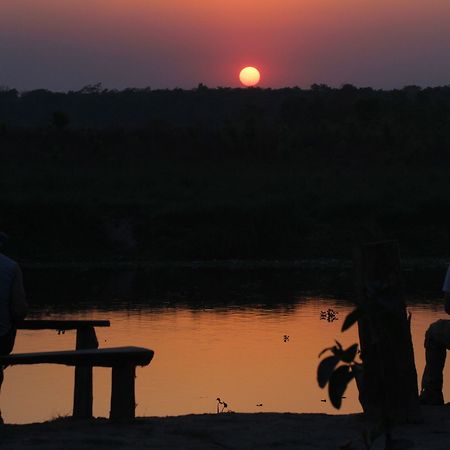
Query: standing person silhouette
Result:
<box><xmin>419</xmin><ymin>266</ymin><xmax>450</xmax><ymax>405</ymax></box>
<box><xmin>0</xmin><ymin>232</ymin><xmax>27</xmax><ymax>424</ymax></box>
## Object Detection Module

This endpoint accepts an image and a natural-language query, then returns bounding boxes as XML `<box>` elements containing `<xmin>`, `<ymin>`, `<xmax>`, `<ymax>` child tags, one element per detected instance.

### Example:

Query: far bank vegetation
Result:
<box><xmin>1</xmin><ymin>85</ymin><xmax>449</xmax><ymax>261</ymax></box>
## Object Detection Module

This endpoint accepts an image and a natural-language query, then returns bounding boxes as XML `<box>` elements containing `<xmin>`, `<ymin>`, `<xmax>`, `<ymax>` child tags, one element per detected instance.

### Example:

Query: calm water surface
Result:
<box><xmin>2</xmin><ymin>267</ymin><xmax>449</xmax><ymax>424</ymax></box>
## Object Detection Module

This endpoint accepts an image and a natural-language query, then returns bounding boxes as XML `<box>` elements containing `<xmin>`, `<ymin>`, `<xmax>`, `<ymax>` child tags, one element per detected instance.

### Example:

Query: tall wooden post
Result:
<box><xmin>73</xmin><ymin>326</ymin><xmax>98</xmax><ymax>419</ymax></box>
<box><xmin>354</xmin><ymin>240</ymin><xmax>421</xmax><ymax>424</ymax></box>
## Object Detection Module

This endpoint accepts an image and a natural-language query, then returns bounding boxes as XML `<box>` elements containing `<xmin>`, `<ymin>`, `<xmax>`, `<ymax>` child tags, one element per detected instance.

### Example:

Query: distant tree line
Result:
<box><xmin>1</xmin><ymin>85</ymin><xmax>450</xmax><ymax>262</ymax></box>
<box><xmin>1</xmin><ymin>84</ymin><xmax>449</xmax><ymax>161</ymax></box>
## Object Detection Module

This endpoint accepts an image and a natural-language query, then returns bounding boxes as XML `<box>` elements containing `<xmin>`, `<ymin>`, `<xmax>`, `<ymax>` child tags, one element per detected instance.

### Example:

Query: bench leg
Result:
<box><xmin>110</xmin><ymin>365</ymin><xmax>136</xmax><ymax>420</ymax></box>
<box><xmin>73</xmin><ymin>366</ymin><xmax>94</xmax><ymax>419</ymax></box>
<box><xmin>73</xmin><ymin>327</ymin><xmax>98</xmax><ymax>419</ymax></box>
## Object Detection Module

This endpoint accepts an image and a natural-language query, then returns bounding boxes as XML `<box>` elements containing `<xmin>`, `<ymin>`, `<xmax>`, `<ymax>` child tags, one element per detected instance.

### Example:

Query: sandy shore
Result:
<box><xmin>1</xmin><ymin>406</ymin><xmax>449</xmax><ymax>450</ymax></box>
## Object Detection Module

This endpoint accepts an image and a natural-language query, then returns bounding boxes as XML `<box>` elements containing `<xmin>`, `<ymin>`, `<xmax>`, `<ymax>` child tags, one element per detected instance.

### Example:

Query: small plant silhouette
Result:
<box><xmin>216</xmin><ymin>397</ymin><xmax>229</xmax><ymax>413</ymax></box>
<box><xmin>317</xmin><ymin>340</ymin><xmax>360</xmax><ymax>409</ymax></box>
<box><xmin>318</xmin><ymin>306</ymin><xmax>362</xmax><ymax>407</ymax></box>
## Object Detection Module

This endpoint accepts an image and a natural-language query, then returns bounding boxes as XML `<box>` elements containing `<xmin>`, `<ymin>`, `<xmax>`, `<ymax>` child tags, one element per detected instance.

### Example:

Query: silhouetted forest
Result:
<box><xmin>1</xmin><ymin>84</ymin><xmax>450</xmax><ymax>261</ymax></box>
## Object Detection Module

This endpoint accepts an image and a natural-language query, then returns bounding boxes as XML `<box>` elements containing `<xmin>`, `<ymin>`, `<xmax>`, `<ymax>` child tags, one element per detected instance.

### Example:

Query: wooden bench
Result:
<box><xmin>0</xmin><ymin>346</ymin><xmax>154</xmax><ymax>420</ymax></box>
<box><xmin>16</xmin><ymin>319</ymin><xmax>111</xmax><ymax>419</ymax></box>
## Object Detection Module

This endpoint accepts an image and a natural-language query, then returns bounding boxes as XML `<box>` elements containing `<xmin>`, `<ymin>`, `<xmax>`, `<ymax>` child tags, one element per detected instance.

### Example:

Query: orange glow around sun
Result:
<box><xmin>239</xmin><ymin>67</ymin><xmax>261</xmax><ymax>87</ymax></box>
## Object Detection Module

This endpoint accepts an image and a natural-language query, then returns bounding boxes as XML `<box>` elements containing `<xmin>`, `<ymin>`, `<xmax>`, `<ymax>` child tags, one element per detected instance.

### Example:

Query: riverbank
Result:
<box><xmin>2</xmin><ymin>406</ymin><xmax>449</xmax><ymax>449</ymax></box>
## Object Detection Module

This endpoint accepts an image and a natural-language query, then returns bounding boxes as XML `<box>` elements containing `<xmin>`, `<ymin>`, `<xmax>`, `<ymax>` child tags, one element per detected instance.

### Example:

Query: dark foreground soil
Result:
<box><xmin>1</xmin><ymin>406</ymin><xmax>449</xmax><ymax>450</ymax></box>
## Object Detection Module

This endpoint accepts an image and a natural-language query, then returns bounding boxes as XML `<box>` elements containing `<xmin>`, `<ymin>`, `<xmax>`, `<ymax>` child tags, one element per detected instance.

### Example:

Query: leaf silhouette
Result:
<box><xmin>318</xmin><ymin>346</ymin><xmax>335</xmax><ymax>358</ymax></box>
<box><xmin>340</xmin><ymin>343</ymin><xmax>359</xmax><ymax>363</ymax></box>
<box><xmin>328</xmin><ymin>365</ymin><xmax>355</xmax><ymax>409</ymax></box>
<box><xmin>341</xmin><ymin>308</ymin><xmax>363</xmax><ymax>332</ymax></box>
<box><xmin>317</xmin><ymin>355</ymin><xmax>340</xmax><ymax>388</ymax></box>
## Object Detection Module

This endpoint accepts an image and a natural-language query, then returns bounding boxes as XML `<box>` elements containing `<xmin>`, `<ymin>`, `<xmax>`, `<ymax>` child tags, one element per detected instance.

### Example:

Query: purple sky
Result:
<box><xmin>1</xmin><ymin>0</ymin><xmax>450</xmax><ymax>91</ymax></box>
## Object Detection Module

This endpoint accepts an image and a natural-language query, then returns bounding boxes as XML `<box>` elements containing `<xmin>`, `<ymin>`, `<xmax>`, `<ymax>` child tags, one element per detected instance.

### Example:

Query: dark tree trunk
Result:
<box><xmin>354</xmin><ymin>240</ymin><xmax>422</xmax><ymax>424</ymax></box>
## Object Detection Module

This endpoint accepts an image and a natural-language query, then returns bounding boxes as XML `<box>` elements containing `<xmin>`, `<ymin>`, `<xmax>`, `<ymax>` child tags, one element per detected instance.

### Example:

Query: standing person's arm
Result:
<box><xmin>10</xmin><ymin>264</ymin><xmax>27</xmax><ymax>321</ymax></box>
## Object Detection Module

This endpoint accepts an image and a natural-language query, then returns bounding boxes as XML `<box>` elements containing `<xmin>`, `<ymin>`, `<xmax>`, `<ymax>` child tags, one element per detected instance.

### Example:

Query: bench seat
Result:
<box><xmin>0</xmin><ymin>346</ymin><xmax>153</xmax><ymax>367</ymax></box>
<box><xmin>0</xmin><ymin>346</ymin><xmax>154</xmax><ymax>420</ymax></box>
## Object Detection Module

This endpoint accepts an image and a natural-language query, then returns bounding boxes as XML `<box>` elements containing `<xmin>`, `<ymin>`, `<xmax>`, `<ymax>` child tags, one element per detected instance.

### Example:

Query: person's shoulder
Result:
<box><xmin>0</xmin><ymin>252</ymin><xmax>18</xmax><ymax>268</ymax></box>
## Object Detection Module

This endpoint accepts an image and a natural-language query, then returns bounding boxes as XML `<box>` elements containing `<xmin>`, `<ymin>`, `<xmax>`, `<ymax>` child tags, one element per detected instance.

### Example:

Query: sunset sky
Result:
<box><xmin>1</xmin><ymin>0</ymin><xmax>450</xmax><ymax>91</ymax></box>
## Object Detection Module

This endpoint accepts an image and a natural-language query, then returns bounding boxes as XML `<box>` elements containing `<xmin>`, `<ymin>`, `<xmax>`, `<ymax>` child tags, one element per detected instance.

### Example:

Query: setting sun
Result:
<box><xmin>239</xmin><ymin>66</ymin><xmax>261</xmax><ymax>87</ymax></box>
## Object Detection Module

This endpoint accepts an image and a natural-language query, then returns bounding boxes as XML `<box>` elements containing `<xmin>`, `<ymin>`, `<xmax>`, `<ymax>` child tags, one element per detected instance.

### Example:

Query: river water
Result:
<box><xmin>1</xmin><ymin>266</ymin><xmax>449</xmax><ymax>424</ymax></box>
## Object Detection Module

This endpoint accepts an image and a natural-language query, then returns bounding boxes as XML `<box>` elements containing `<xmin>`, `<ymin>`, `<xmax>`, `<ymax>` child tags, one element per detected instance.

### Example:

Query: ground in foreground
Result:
<box><xmin>1</xmin><ymin>406</ymin><xmax>449</xmax><ymax>449</ymax></box>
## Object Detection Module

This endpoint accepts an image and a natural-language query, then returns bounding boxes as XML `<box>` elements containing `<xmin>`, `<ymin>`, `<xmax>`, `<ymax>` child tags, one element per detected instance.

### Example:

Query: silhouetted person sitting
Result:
<box><xmin>419</xmin><ymin>266</ymin><xmax>450</xmax><ymax>405</ymax></box>
<box><xmin>0</xmin><ymin>232</ymin><xmax>27</xmax><ymax>424</ymax></box>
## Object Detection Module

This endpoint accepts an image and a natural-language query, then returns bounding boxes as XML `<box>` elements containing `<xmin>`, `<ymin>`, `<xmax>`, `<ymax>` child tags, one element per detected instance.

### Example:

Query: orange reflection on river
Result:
<box><xmin>1</xmin><ymin>300</ymin><xmax>448</xmax><ymax>424</ymax></box>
